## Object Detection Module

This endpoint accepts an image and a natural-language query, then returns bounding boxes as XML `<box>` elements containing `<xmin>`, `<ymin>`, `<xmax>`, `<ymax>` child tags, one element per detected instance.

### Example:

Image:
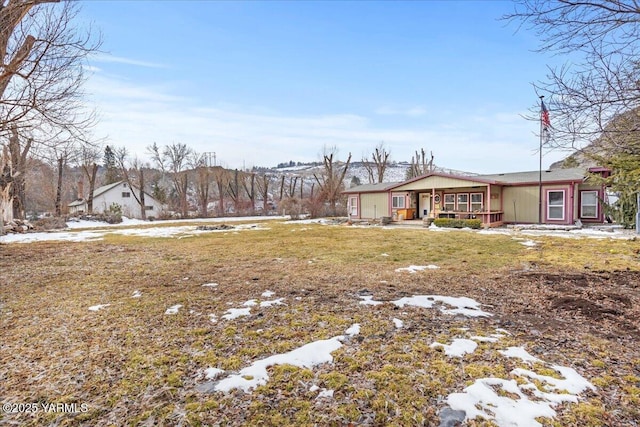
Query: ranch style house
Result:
<box><xmin>343</xmin><ymin>167</ymin><xmax>611</xmax><ymax>227</ymax></box>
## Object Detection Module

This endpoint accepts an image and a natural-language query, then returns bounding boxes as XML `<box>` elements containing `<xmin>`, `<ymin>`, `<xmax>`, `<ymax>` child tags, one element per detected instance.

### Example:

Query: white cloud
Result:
<box><xmin>84</xmin><ymin>72</ymin><xmax>566</xmax><ymax>172</ymax></box>
<box><xmin>90</xmin><ymin>53</ymin><xmax>167</xmax><ymax>69</ymax></box>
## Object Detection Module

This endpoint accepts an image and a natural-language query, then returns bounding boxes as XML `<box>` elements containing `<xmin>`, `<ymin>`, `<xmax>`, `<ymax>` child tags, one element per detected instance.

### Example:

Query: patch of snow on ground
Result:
<box><xmin>204</xmin><ymin>367</ymin><xmax>225</xmax><ymax>380</ymax></box>
<box><xmin>202</xmin><ymin>283</ymin><xmax>218</xmax><ymax>288</ymax></box>
<box><xmin>393</xmin><ymin>318</ymin><xmax>404</xmax><ymax>328</ymax></box>
<box><xmin>209</xmin><ymin>314</ymin><xmax>218</xmax><ymax>323</ymax></box>
<box><xmin>498</xmin><ymin>347</ymin><xmax>542</xmax><ymax>364</ymax></box>
<box><xmin>165</xmin><ymin>304</ymin><xmax>183</xmax><ymax>315</ymax></box>
<box><xmin>518</xmin><ymin>239</ymin><xmax>537</xmax><ymax>247</ymax></box>
<box><xmin>261</xmin><ymin>290</ymin><xmax>275</xmax><ymax>297</ymax></box>
<box><xmin>317</xmin><ymin>388</ymin><xmax>334</xmax><ymax>399</ymax></box>
<box><xmin>88</xmin><ymin>304</ymin><xmax>110</xmax><ymax>311</ymax></box>
<box><xmin>345</xmin><ymin>324</ymin><xmax>360</xmax><ymax>336</ymax></box>
<box><xmin>260</xmin><ymin>298</ymin><xmax>285</xmax><ymax>308</ymax></box>
<box><xmin>1</xmin><ymin>230</ymin><xmax>105</xmax><ymax>244</ymax></box>
<box><xmin>359</xmin><ymin>295</ymin><xmax>383</xmax><ymax>306</ymax></box>
<box><xmin>212</xmin><ymin>335</ymin><xmax>346</xmax><ymax>393</ymax></box>
<box><xmin>431</xmin><ymin>339</ymin><xmax>478</xmax><ymax>357</ymax></box>
<box><xmin>392</xmin><ymin>295</ymin><xmax>492</xmax><ymax>318</ymax></box>
<box><xmin>131</xmin><ymin>290</ymin><xmax>142</xmax><ymax>298</ymax></box>
<box><xmin>395</xmin><ymin>265</ymin><xmax>439</xmax><ymax>273</ymax></box>
<box><xmin>444</xmin><ymin>333</ymin><xmax>595</xmax><ymax>427</ymax></box>
<box><xmin>222</xmin><ymin>307</ymin><xmax>252</xmax><ymax>320</ymax></box>
<box><xmin>243</xmin><ymin>299</ymin><xmax>258</xmax><ymax>307</ymax></box>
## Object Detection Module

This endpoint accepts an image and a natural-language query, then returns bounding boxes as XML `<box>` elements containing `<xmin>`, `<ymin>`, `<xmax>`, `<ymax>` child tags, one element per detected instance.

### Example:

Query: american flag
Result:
<box><xmin>541</xmin><ymin>99</ymin><xmax>550</xmax><ymax>130</ymax></box>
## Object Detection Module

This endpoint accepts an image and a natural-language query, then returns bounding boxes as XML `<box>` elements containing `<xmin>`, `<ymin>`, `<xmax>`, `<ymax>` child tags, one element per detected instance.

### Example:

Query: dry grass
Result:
<box><xmin>1</xmin><ymin>220</ymin><xmax>639</xmax><ymax>426</ymax></box>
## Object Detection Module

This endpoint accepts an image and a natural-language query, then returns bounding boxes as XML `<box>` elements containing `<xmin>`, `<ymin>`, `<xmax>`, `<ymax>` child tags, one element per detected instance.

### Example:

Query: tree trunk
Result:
<box><xmin>139</xmin><ymin>168</ymin><xmax>146</xmax><ymax>220</ymax></box>
<box><xmin>55</xmin><ymin>157</ymin><xmax>63</xmax><ymax>217</ymax></box>
<box><xmin>85</xmin><ymin>162</ymin><xmax>98</xmax><ymax>213</ymax></box>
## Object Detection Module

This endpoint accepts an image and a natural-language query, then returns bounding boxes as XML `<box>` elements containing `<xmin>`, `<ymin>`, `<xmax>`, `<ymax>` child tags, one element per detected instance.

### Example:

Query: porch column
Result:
<box><xmin>486</xmin><ymin>184</ymin><xmax>491</xmax><ymax>225</ymax></box>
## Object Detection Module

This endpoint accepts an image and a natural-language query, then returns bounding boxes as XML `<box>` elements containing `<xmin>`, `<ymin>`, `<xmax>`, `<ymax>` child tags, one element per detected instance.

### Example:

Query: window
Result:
<box><xmin>122</xmin><ymin>192</ymin><xmax>131</xmax><ymax>198</ymax></box>
<box><xmin>444</xmin><ymin>194</ymin><xmax>455</xmax><ymax>211</ymax></box>
<box><xmin>457</xmin><ymin>193</ymin><xmax>469</xmax><ymax>212</ymax></box>
<box><xmin>392</xmin><ymin>195</ymin><xmax>405</xmax><ymax>209</ymax></box>
<box><xmin>349</xmin><ymin>196</ymin><xmax>358</xmax><ymax>216</ymax></box>
<box><xmin>581</xmin><ymin>191</ymin><xmax>598</xmax><ymax>218</ymax></box>
<box><xmin>547</xmin><ymin>190</ymin><xmax>565</xmax><ymax>220</ymax></box>
<box><xmin>145</xmin><ymin>205</ymin><xmax>154</xmax><ymax>211</ymax></box>
<box><xmin>471</xmin><ymin>193</ymin><xmax>483</xmax><ymax>212</ymax></box>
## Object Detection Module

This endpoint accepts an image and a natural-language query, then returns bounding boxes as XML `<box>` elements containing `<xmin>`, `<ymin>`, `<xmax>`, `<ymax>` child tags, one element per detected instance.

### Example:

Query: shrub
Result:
<box><xmin>433</xmin><ymin>218</ymin><xmax>482</xmax><ymax>229</ymax></box>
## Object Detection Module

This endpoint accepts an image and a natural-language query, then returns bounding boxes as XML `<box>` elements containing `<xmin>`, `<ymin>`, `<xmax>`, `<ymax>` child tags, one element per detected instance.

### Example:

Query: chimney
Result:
<box><xmin>78</xmin><ymin>180</ymin><xmax>84</xmax><ymax>200</ymax></box>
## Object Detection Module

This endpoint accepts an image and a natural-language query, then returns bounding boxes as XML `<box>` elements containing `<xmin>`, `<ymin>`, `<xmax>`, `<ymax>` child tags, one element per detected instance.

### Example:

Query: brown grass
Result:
<box><xmin>0</xmin><ymin>220</ymin><xmax>639</xmax><ymax>426</ymax></box>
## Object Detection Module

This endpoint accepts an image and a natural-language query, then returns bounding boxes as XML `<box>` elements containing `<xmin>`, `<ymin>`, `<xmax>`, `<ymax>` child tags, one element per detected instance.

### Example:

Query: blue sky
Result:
<box><xmin>78</xmin><ymin>1</ymin><xmax>566</xmax><ymax>173</ymax></box>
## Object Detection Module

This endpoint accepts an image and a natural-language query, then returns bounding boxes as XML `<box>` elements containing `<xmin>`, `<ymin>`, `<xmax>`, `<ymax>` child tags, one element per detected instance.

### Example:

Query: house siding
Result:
<box><xmin>360</xmin><ymin>193</ymin><xmax>390</xmax><ymax>219</ymax></box>
<box><xmin>502</xmin><ymin>186</ymin><xmax>540</xmax><ymax>223</ymax></box>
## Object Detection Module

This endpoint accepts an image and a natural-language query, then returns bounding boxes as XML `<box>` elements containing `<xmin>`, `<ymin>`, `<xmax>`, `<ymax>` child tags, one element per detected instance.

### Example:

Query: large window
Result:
<box><xmin>471</xmin><ymin>193</ymin><xmax>483</xmax><ymax>211</ymax></box>
<box><xmin>392</xmin><ymin>195</ymin><xmax>405</xmax><ymax>209</ymax></box>
<box><xmin>457</xmin><ymin>194</ymin><xmax>469</xmax><ymax>212</ymax></box>
<box><xmin>444</xmin><ymin>194</ymin><xmax>455</xmax><ymax>211</ymax></box>
<box><xmin>547</xmin><ymin>190</ymin><xmax>565</xmax><ymax>220</ymax></box>
<box><xmin>581</xmin><ymin>191</ymin><xmax>598</xmax><ymax>218</ymax></box>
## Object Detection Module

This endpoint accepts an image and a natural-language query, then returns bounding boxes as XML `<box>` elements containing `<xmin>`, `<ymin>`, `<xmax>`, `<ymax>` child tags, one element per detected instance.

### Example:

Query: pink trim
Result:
<box><xmin>545</xmin><ymin>187</ymin><xmax>571</xmax><ymax>224</ymax></box>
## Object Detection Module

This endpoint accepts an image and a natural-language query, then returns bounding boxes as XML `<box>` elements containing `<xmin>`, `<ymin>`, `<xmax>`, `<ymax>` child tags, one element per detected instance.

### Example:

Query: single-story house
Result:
<box><xmin>68</xmin><ymin>181</ymin><xmax>166</xmax><ymax>219</ymax></box>
<box><xmin>343</xmin><ymin>167</ymin><xmax>610</xmax><ymax>227</ymax></box>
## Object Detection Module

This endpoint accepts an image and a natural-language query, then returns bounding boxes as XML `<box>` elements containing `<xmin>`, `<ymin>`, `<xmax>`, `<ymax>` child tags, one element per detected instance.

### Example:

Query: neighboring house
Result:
<box><xmin>343</xmin><ymin>167</ymin><xmax>610</xmax><ymax>227</ymax></box>
<box><xmin>68</xmin><ymin>181</ymin><xmax>166</xmax><ymax>219</ymax></box>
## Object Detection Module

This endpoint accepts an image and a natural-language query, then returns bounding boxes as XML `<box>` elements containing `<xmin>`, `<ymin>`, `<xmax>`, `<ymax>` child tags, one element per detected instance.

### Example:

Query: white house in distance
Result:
<box><xmin>68</xmin><ymin>181</ymin><xmax>165</xmax><ymax>219</ymax></box>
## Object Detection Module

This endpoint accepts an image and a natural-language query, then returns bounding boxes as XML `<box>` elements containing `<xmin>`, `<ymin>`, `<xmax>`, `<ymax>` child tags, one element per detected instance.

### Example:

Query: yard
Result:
<box><xmin>1</xmin><ymin>219</ymin><xmax>639</xmax><ymax>426</ymax></box>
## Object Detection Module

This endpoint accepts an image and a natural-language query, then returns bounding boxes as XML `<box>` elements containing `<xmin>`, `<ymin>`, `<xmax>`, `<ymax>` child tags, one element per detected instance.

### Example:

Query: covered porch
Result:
<box><xmin>389</xmin><ymin>174</ymin><xmax>505</xmax><ymax>228</ymax></box>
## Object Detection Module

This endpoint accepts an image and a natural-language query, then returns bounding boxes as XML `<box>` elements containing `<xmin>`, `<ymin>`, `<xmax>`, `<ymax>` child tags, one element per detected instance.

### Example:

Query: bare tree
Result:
<box><xmin>505</xmin><ymin>1</ymin><xmax>640</xmax><ymax>150</ymax></box>
<box><xmin>0</xmin><ymin>1</ymin><xmax>100</xmax><ymax>222</ymax></box>
<box><xmin>241</xmin><ymin>171</ymin><xmax>256</xmax><ymax>215</ymax></box>
<box><xmin>212</xmin><ymin>166</ymin><xmax>229</xmax><ymax>216</ymax></box>
<box><xmin>79</xmin><ymin>144</ymin><xmax>101</xmax><ymax>213</ymax></box>
<box><xmin>255</xmin><ymin>171</ymin><xmax>272</xmax><ymax>213</ymax></box>
<box><xmin>406</xmin><ymin>148</ymin><xmax>434</xmax><ymax>180</ymax></box>
<box><xmin>148</xmin><ymin>142</ymin><xmax>192</xmax><ymax>217</ymax></box>
<box><xmin>114</xmin><ymin>146</ymin><xmax>147</xmax><ymax>220</ymax></box>
<box><xmin>362</xmin><ymin>142</ymin><xmax>391</xmax><ymax>184</ymax></box>
<box><xmin>190</xmin><ymin>152</ymin><xmax>211</xmax><ymax>217</ymax></box>
<box><xmin>313</xmin><ymin>146</ymin><xmax>352</xmax><ymax>216</ymax></box>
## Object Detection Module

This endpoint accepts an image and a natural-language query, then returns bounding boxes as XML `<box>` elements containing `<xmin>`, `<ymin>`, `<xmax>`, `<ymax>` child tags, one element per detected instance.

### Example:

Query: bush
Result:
<box><xmin>433</xmin><ymin>218</ymin><xmax>482</xmax><ymax>229</ymax></box>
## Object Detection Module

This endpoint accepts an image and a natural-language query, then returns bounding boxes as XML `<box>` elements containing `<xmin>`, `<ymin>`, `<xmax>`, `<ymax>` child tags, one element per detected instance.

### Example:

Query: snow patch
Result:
<box><xmin>431</xmin><ymin>339</ymin><xmax>478</xmax><ymax>357</ymax></box>
<box><xmin>165</xmin><ymin>304</ymin><xmax>183</xmax><ymax>315</ymax></box>
<box><xmin>395</xmin><ymin>264</ymin><xmax>439</xmax><ymax>273</ymax></box>
<box><xmin>88</xmin><ymin>304</ymin><xmax>110</xmax><ymax>312</ymax></box>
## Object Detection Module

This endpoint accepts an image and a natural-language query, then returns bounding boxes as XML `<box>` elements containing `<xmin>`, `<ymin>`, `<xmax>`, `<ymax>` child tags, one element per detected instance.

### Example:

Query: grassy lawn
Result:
<box><xmin>1</xmin><ymin>220</ymin><xmax>639</xmax><ymax>426</ymax></box>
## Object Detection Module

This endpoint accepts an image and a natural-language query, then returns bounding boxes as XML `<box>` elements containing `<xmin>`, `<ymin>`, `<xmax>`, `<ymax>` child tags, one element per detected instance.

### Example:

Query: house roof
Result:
<box><xmin>92</xmin><ymin>181</ymin><xmax>125</xmax><ymax>198</ymax></box>
<box><xmin>343</xmin><ymin>182</ymin><xmax>402</xmax><ymax>193</ymax></box>
<box><xmin>344</xmin><ymin>167</ymin><xmax>592</xmax><ymax>194</ymax></box>
<box><xmin>476</xmin><ymin>168</ymin><xmax>588</xmax><ymax>184</ymax></box>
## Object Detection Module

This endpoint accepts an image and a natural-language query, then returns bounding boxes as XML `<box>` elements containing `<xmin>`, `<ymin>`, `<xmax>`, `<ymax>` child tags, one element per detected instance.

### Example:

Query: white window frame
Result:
<box><xmin>457</xmin><ymin>193</ymin><xmax>469</xmax><ymax>212</ymax></box>
<box><xmin>547</xmin><ymin>190</ymin><xmax>565</xmax><ymax>220</ymax></box>
<box><xmin>470</xmin><ymin>193</ymin><xmax>483</xmax><ymax>212</ymax></box>
<box><xmin>443</xmin><ymin>194</ymin><xmax>455</xmax><ymax>211</ymax></box>
<box><xmin>392</xmin><ymin>195</ymin><xmax>405</xmax><ymax>209</ymax></box>
<box><xmin>349</xmin><ymin>196</ymin><xmax>358</xmax><ymax>216</ymax></box>
<box><xmin>580</xmin><ymin>190</ymin><xmax>598</xmax><ymax>219</ymax></box>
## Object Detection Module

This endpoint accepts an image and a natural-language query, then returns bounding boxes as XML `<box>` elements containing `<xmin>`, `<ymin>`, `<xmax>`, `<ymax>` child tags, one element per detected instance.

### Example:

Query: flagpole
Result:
<box><xmin>538</xmin><ymin>95</ymin><xmax>544</xmax><ymax>225</ymax></box>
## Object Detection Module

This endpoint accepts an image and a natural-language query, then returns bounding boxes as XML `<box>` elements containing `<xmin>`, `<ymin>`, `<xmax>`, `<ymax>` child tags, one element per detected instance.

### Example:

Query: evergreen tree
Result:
<box><xmin>103</xmin><ymin>145</ymin><xmax>121</xmax><ymax>185</ymax></box>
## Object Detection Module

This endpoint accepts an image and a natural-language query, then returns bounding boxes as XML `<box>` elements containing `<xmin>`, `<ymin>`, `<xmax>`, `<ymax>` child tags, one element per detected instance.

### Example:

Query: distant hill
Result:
<box><xmin>550</xmin><ymin>107</ymin><xmax>640</xmax><ymax>169</ymax></box>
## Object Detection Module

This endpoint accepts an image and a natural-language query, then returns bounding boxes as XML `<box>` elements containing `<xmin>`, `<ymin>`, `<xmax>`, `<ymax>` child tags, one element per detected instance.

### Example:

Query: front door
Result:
<box><xmin>419</xmin><ymin>193</ymin><xmax>430</xmax><ymax>218</ymax></box>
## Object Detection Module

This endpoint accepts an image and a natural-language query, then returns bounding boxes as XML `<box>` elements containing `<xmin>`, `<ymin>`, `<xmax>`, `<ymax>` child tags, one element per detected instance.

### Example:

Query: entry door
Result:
<box><xmin>419</xmin><ymin>193</ymin><xmax>430</xmax><ymax>218</ymax></box>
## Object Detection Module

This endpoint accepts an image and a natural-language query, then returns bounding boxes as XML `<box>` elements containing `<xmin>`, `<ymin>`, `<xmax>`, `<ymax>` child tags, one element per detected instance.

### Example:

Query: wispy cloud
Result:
<box><xmin>90</xmin><ymin>53</ymin><xmax>167</xmax><ymax>69</ymax></box>
<box><xmin>84</xmin><ymin>74</ymin><xmax>565</xmax><ymax>173</ymax></box>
